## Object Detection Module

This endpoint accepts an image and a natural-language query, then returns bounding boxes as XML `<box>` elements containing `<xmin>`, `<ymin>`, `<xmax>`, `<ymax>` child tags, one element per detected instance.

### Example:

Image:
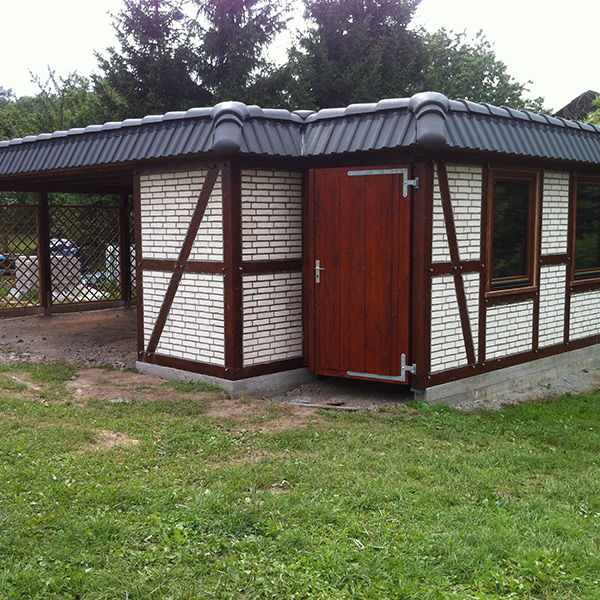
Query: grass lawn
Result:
<box><xmin>1</xmin><ymin>363</ymin><xmax>600</xmax><ymax>599</ymax></box>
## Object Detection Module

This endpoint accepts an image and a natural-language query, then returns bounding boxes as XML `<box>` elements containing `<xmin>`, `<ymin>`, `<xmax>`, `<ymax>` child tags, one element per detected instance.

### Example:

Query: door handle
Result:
<box><xmin>315</xmin><ymin>260</ymin><xmax>325</xmax><ymax>283</ymax></box>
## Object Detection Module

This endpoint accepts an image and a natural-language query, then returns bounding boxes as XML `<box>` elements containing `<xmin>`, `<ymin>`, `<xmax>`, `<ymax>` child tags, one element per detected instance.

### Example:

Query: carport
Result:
<box><xmin>0</xmin><ymin>159</ymin><xmax>136</xmax><ymax>317</ymax></box>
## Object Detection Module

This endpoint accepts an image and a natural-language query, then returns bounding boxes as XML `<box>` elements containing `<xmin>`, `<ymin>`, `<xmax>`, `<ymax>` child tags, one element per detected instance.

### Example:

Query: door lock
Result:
<box><xmin>315</xmin><ymin>260</ymin><xmax>325</xmax><ymax>283</ymax></box>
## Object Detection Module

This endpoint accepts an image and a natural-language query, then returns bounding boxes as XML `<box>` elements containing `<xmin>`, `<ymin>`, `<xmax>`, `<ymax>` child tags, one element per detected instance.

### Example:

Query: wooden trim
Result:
<box><xmin>238</xmin><ymin>358</ymin><xmax>305</xmax><ymax>379</ymax></box>
<box><xmin>241</xmin><ymin>259</ymin><xmax>303</xmax><ymax>274</ymax></box>
<box><xmin>421</xmin><ymin>335</ymin><xmax>600</xmax><ymax>388</ymax></box>
<box><xmin>222</xmin><ymin>164</ymin><xmax>243</xmax><ymax>374</ymax></box>
<box><xmin>302</xmin><ymin>170</ymin><xmax>311</xmax><ymax>365</ymax></box>
<box><xmin>142</xmin><ymin>259</ymin><xmax>301</xmax><ymax>277</ymax></box>
<box><xmin>539</xmin><ymin>254</ymin><xmax>569</xmax><ymax>266</ymax></box>
<box><xmin>410</xmin><ymin>161</ymin><xmax>434</xmax><ymax>388</ymax></box>
<box><xmin>437</xmin><ymin>162</ymin><xmax>476</xmax><ymax>365</ymax></box>
<box><xmin>485</xmin><ymin>168</ymin><xmax>541</xmax><ymax>294</ymax></box>
<box><xmin>305</xmin><ymin>169</ymin><xmax>317</xmax><ymax>371</ymax></box>
<box><xmin>146</xmin><ymin>167</ymin><xmax>220</xmax><ymax>355</ymax></box>
<box><xmin>570</xmin><ymin>281</ymin><xmax>600</xmax><ymax>294</ymax></box>
<box><xmin>430</xmin><ymin>260</ymin><xmax>482</xmax><ymax>276</ymax></box>
<box><xmin>138</xmin><ymin>159</ymin><xmax>226</xmax><ymax>177</ymax></box>
<box><xmin>137</xmin><ymin>353</ymin><xmax>304</xmax><ymax>381</ymax></box>
<box><xmin>133</xmin><ymin>172</ymin><xmax>145</xmax><ymax>357</ymax></box>
<box><xmin>485</xmin><ymin>289</ymin><xmax>537</xmax><ymax>306</ymax></box>
<box><xmin>138</xmin><ymin>353</ymin><xmax>228</xmax><ymax>379</ymax></box>
<box><xmin>478</xmin><ymin>166</ymin><xmax>489</xmax><ymax>364</ymax></box>
<box><xmin>565</xmin><ymin>172</ymin><xmax>577</xmax><ymax>344</ymax></box>
<box><xmin>141</xmin><ymin>259</ymin><xmax>224</xmax><ymax>274</ymax></box>
<box><xmin>37</xmin><ymin>191</ymin><xmax>52</xmax><ymax>315</ymax></box>
<box><xmin>532</xmin><ymin>172</ymin><xmax>543</xmax><ymax>353</ymax></box>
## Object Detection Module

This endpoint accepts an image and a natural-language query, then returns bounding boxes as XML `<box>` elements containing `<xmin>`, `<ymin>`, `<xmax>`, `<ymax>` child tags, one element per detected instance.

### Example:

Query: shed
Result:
<box><xmin>2</xmin><ymin>91</ymin><xmax>600</xmax><ymax>404</ymax></box>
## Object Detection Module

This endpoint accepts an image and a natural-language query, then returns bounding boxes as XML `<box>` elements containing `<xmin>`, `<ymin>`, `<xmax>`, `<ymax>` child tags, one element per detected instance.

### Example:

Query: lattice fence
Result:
<box><xmin>0</xmin><ymin>202</ymin><xmax>136</xmax><ymax>312</ymax></box>
<box><xmin>0</xmin><ymin>205</ymin><xmax>40</xmax><ymax>309</ymax></box>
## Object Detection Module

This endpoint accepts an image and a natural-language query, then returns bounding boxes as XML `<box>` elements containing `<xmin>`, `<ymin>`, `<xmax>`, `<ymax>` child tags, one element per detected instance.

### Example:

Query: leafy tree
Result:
<box><xmin>418</xmin><ymin>29</ymin><xmax>546</xmax><ymax>112</ymax></box>
<box><xmin>95</xmin><ymin>0</ymin><xmax>209</xmax><ymax>119</ymax></box>
<box><xmin>192</xmin><ymin>0</ymin><xmax>291</xmax><ymax>104</ymax></box>
<box><xmin>286</xmin><ymin>0</ymin><xmax>425</xmax><ymax>110</ymax></box>
<box><xmin>0</xmin><ymin>72</ymin><xmax>103</xmax><ymax>141</ymax></box>
<box><xmin>587</xmin><ymin>97</ymin><xmax>600</xmax><ymax>125</ymax></box>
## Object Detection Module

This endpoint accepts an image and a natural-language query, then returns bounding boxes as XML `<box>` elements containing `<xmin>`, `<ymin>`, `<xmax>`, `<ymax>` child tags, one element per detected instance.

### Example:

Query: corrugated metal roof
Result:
<box><xmin>2</xmin><ymin>93</ymin><xmax>600</xmax><ymax>179</ymax></box>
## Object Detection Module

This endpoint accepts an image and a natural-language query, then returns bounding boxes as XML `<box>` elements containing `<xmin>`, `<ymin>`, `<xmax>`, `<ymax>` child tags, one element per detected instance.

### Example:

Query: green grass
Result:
<box><xmin>1</xmin><ymin>365</ymin><xmax>600</xmax><ymax>599</ymax></box>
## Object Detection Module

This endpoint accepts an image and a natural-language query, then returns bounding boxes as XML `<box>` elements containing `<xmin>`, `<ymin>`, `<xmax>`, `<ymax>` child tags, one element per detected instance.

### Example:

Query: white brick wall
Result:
<box><xmin>241</xmin><ymin>170</ymin><xmax>302</xmax><ymax>261</ymax></box>
<box><xmin>570</xmin><ymin>290</ymin><xmax>600</xmax><ymax>340</ymax></box>
<box><xmin>430</xmin><ymin>273</ymin><xmax>479</xmax><ymax>372</ymax></box>
<box><xmin>242</xmin><ymin>272</ymin><xmax>303</xmax><ymax>366</ymax></box>
<box><xmin>486</xmin><ymin>301</ymin><xmax>533</xmax><ymax>359</ymax></box>
<box><xmin>539</xmin><ymin>265</ymin><xmax>566</xmax><ymax>347</ymax></box>
<box><xmin>142</xmin><ymin>271</ymin><xmax>225</xmax><ymax>365</ymax></box>
<box><xmin>541</xmin><ymin>172</ymin><xmax>569</xmax><ymax>255</ymax></box>
<box><xmin>432</xmin><ymin>165</ymin><xmax>483</xmax><ymax>263</ymax></box>
<box><xmin>140</xmin><ymin>170</ymin><xmax>223</xmax><ymax>262</ymax></box>
<box><xmin>431</xmin><ymin>275</ymin><xmax>468</xmax><ymax>372</ymax></box>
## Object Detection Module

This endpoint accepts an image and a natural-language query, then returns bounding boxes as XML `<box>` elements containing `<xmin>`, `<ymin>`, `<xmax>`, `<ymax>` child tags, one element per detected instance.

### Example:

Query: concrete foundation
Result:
<box><xmin>415</xmin><ymin>344</ymin><xmax>600</xmax><ymax>406</ymax></box>
<box><xmin>135</xmin><ymin>362</ymin><xmax>316</xmax><ymax>397</ymax></box>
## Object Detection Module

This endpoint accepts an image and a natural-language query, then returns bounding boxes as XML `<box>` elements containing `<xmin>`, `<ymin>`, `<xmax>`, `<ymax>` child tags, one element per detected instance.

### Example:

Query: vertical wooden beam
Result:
<box><xmin>133</xmin><ymin>173</ymin><xmax>145</xmax><ymax>359</ymax></box>
<box><xmin>37</xmin><ymin>191</ymin><xmax>52</xmax><ymax>316</ymax></box>
<box><xmin>222</xmin><ymin>163</ymin><xmax>243</xmax><ymax>376</ymax></box>
<box><xmin>437</xmin><ymin>162</ymin><xmax>476</xmax><ymax>366</ymax></box>
<box><xmin>478</xmin><ymin>167</ymin><xmax>490</xmax><ymax>364</ymax></box>
<box><xmin>565</xmin><ymin>171</ymin><xmax>577</xmax><ymax>345</ymax></box>
<box><xmin>302</xmin><ymin>170</ymin><xmax>312</xmax><ymax>368</ymax></box>
<box><xmin>532</xmin><ymin>171</ymin><xmax>543</xmax><ymax>353</ymax></box>
<box><xmin>118</xmin><ymin>193</ymin><xmax>132</xmax><ymax>308</ymax></box>
<box><xmin>410</xmin><ymin>161</ymin><xmax>434</xmax><ymax>389</ymax></box>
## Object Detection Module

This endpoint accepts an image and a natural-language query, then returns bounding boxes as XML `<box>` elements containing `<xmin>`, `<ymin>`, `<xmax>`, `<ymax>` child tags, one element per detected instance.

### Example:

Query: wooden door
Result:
<box><xmin>310</xmin><ymin>166</ymin><xmax>412</xmax><ymax>382</ymax></box>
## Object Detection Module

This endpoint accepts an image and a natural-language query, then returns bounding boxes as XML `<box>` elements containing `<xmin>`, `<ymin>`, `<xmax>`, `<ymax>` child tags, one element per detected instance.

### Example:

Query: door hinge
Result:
<box><xmin>347</xmin><ymin>354</ymin><xmax>417</xmax><ymax>383</ymax></box>
<box><xmin>347</xmin><ymin>168</ymin><xmax>418</xmax><ymax>198</ymax></box>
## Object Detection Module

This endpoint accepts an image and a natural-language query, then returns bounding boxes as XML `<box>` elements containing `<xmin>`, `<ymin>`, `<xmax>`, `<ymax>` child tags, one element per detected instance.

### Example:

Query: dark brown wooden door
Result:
<box><xmin>310</xmin><ymin>166</ymin><xmax>412</xmax><ymax>382</ymax></box>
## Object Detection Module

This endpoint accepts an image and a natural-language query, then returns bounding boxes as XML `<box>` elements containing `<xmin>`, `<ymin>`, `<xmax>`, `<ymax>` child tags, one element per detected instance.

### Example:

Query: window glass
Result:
<box><xmin>491</xmin><ymin>179</ymin><xmax>531</xmax><ymax>289</ymax></box>
<box><xmin>575</xmin><ymin>183</ymin><xmax>600</xmax><ymax>279</ymax></box>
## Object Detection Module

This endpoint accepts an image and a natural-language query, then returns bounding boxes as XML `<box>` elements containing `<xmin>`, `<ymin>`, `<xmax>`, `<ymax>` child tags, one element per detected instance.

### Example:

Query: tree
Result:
<box><xmin>417</xmin><ymin>29</ymin><xmax>546</xmax><ymax>112</ymax></box>
<box><xmin>95</xmin><ymin>0</ymin><xmax>210</xmax><ymax>119</ymax></box>
<box><xmin>286</xmin><ymin>0</ymin><xmax>425</xmax><ymax>110</ymax></box>
<box><xmin>587</xmin><ymin>97</ymin><xmax>600</xmax><ymax>125</ymax></box>
<box><xmin>0</xmin><ymin>71</ymin><xmax>103</xmax><ymax>141</ymax></box>
<box><xmin>192</xmin><ymin>0</ymin><xmax>291</xmax><ymax>104</ymax></box>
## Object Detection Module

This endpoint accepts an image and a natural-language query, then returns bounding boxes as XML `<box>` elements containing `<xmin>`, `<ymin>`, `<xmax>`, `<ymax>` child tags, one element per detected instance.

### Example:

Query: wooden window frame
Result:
<box><xmin>570</xmin><ymin>174</ymin><xmax>600</xmax><ymax>289</ymax></box>
<box><xmin>485</xmin><ymin>168</ymin><xmax>541</xmax><ymax>298</ymax></box>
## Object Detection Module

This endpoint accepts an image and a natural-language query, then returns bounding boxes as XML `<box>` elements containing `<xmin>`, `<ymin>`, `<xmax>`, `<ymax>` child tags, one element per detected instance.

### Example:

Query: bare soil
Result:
<box><xmin>0</xmin><ymin>308</ymin><xmax>137</xmax><ymax>368</ymax></box>
<box><xmin>2</xmin><ymin>308</ymin><xmax>600</xmax><ymax>414</ymax></box>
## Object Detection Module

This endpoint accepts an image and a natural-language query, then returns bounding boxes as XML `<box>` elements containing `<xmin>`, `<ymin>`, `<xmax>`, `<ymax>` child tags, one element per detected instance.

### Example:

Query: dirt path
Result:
<box><xmin>0</xmin><ymin>308</ymin><xmax>137</xmax><ymax>367</ymax></box>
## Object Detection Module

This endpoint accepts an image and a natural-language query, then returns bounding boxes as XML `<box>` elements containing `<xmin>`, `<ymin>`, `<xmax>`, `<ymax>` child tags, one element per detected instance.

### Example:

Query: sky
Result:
<box><xmin>1</xmin><ymin>0</ymin><xmax>598</xmax><ymax>113</ymax></box>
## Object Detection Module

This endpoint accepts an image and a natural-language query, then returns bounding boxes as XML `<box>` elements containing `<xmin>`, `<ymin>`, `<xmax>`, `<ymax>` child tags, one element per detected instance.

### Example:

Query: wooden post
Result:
<box><xmin>38</xmin><ymin>191</ymin><xmax>52</xmax><ymax>316</ymax></box>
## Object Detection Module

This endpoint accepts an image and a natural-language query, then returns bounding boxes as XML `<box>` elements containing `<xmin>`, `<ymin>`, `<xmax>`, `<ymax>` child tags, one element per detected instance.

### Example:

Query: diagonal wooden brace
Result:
<box><xmin>146</xmin><ymin>167</ymin><xmax>220</xmax><ymax>355</ymax></box>
<box><xmin>437</xmin><ymin>162</ymin><xmax>476</xmax><ymax>365</ymax></box>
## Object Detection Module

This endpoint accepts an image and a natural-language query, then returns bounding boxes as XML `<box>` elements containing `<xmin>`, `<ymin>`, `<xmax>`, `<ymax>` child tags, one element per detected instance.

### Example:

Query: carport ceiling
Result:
<box><xmin>0</xmin><ymin>162</ymin><xmax>135</xmax><ymax>195</ymax></box>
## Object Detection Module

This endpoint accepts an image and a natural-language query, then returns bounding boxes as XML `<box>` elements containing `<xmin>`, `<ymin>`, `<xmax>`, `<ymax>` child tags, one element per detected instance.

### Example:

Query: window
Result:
<box><xmin>488</xmin><ymin>171</ymin><xmax>538</xmax><ymax>291</ymax></box>
<box><xmin>574</xmin><ymin>181</ymin><xmax>600</xmax><ymax>280</ymax></box>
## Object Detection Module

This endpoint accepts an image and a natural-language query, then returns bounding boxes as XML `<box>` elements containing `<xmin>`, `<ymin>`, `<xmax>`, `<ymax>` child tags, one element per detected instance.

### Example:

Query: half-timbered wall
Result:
<box><xmin>429</xmin><ymin>165</ymin><xmax>574</xmax><ymax>375</ymax></box>
<box><xmin>139</xmin><ymin>170</ymin><xmax>226</xmax><ymax>366</ymax></box>
<box><xmin>240</xmin><ymin>170</ymin><xmax>303</xmax><ymax>367</ymax></box>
